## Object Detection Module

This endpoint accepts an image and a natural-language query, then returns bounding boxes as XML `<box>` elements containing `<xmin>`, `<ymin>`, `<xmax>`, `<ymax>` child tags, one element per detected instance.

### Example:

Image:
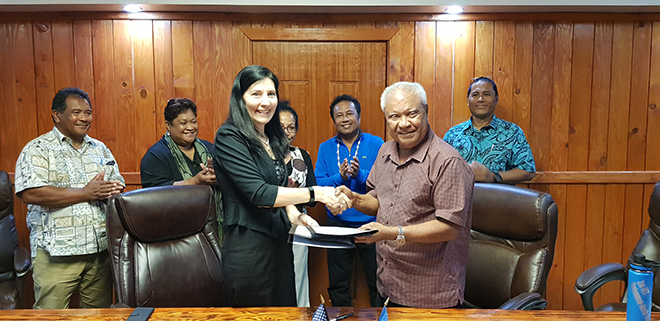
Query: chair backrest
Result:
<box><xmin>465</xmin><ymin>183</ymin><xmax>558</xmax><ymax>309</ymax></box>
<box><xmin>107</xmin><ymin>185</ymin><xmax>223</xmax><ymax>307</ymax></box>
<box><xmin>630</xmin><ymin>181</ymin><xmax>660</xmax><ymax>310</ymax></box>
<box><xmin>0</xmin><ymin>170</ymin><xmax>17</xmax><ymax>282</ymax></box>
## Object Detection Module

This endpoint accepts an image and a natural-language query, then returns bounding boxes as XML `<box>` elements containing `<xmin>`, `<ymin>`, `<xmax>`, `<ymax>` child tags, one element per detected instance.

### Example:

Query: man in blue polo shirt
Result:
<box><xmin>444</xmin><ymin>77</ymin><xmax>535</xmax><ymax>184</ymax></box>
<box><xmin>315</xmin><ymin>94</ymin><xmax>383</xmax><ymax>307</ymax></box>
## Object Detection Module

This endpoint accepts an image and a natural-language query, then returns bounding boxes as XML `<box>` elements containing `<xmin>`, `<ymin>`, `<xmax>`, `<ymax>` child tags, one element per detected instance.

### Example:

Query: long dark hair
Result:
<box><xmin>227</xmin><ymin>65</ymin><xmax>289</xmax><ymax>160</ymax></box>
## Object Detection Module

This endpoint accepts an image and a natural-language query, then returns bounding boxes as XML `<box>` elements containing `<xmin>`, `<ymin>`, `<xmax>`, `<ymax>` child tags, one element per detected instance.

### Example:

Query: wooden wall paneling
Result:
<box><xmin>627</xmin><ymin>22</ymin><xmax>652</xmax><ymax>174</ymax></box>
<box><xmin>583</xmin><ymin>22</ymin><xmax>613</xmax><ymax>308</ymax></box>
<box><xmin>386</xmin><ymin>21</ymin><xmax>414</xmax><ymax>84</ymax></box>
<box><xmin>112</xmin><ymin>20</ymin><xmax>137</xmax><ymax>172</ymax></box>
<box><xmin>647</xmin><ymin>21</ymin><xmax>660</xmax><ymax>173</ymax></box>
<box><xmin>213</xmin><ymin>21</ymin><xmax>234</xmax><ymax>129</ymax></box>
<box><xmin>11</xmin><ymin>22</ymin><xmax>39</xmax><ymax>171</ymax></box>
<box><xmin>360</xmin><ymin>42</ymin><xmax>387</xmax><ymax>139</ymax></box>
<box><xmin>434</xmin><ymin>21</ymin><xmax>454</xmax><ymax>135</ymax></box>
<box><xmin>452</xmin><ymin>21</ymin><xmax>475</xmax><ymax>126</ymax></box>
<box><xmin>172</xmin><ymin>21</ymin><xmax>195</xmax><ymax>99</ymax></box>
<box><xmin>0</xmin><ymin>23</ymin><xmax>7</xmax><ymax>170</ymax></box>
<box><xmin>545</xmin><ymin>21</ymin><xmax>573</xmax><ymax>310</ymax></box>
<box><xmin>52</xmin><ymin>20</ymin><xmax>76</xmax><ymax>89</ymax></box>
<box><xmin>73</xmin><ymin>20</ymin><xmax>97</xmax><ymax>137</ymax></box>
<box><xmin>32</xmin><ymin>20</ymin><xmax>56</xmax><ymax>136</ymax></box>
<box><xmin>643</xmin><ymin>22</ymin><xmax>660</xmax><ymax>229</ymax></box>
<box><xmin>530</xmin><ymin>22</ymin><xmax>554</xmax><ymax>172</ymax></box>
<box><xmin>414</xmin><ymin>21</ymin><xmax>436</xmax><ymax>127</ymax></box>
<box><xmin>91</xmin><ymin>20</ymin><xmax>118</xmax><ymax>152</ymax></box>
<box><xmin>73</xmin><ymin>20</ymin><xmax>95</xmax><ymax>100</ymax></box>
<box><xmin>601</xmin><ymin>21</ymin><xmax>634</xmax><ymax>303</ymax></box>
<box><xmin>563</xmin><ymin>22</ymin><xmax>595</xmax><ymax>311</ymax></box>
<box><xmin>6</xmin><ymin>21</ymin><xmax>39</xmax><ymax>273</ymax></box>
<box><xmin>493</xmin><ymin>21</ymin><xmax>515</xmax><ymax>122</ymax></box>
<box><xmin>193</xmin><ymin>20</ymin><xmax>217</xmax><ymax>142</ymax></box>
<box><xmin>233</xmin><ymin>22</ymin><xmax>252</xmax><ymax>74</ymax></box>
<box><xmin>622</xmin><ymin>23</ymin><xmax>653</xmax><ymax>264</ymax></box>
<box><xmin>131</xmin><ymin>20</ymin><xmax>158</xmax><ymax>163</ymax></box>
<box><xmin>589</xmin><ymin>22</ymin><xmax>613</xmax><ymax>172</ymax></box>
<box><xmin>152</xmin><ymin>20</ymin><xmax>174</xmax><ymax>140</ymax></box>
<box><xmin>474</xmin><ymin>21</ymin><xmax>493</xmax><ymax>78</ymax></box>
<box><xmin>512</xmin><ymin>22</ymin><xmax>533</xmax><ymax>136</ymax></box>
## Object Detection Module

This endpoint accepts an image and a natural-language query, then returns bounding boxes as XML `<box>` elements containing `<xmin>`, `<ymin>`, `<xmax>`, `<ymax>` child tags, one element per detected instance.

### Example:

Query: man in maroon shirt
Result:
<box><xmin>336</xmin><ymin>81</ymin><xmax>474</xmax><ymax>308</ymax></box>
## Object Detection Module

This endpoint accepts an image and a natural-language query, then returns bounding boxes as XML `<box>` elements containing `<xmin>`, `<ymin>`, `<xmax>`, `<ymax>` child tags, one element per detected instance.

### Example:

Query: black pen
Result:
<box><xmin>330</xmin><ymin>312</ymin><xmax>355</xmax><ymax>321</ymax></box>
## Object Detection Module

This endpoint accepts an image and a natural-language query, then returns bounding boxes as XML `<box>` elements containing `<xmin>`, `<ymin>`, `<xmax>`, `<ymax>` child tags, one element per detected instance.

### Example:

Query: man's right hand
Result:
<box><xmin>327</xmin><ymin>185</ymin><xmax>355</xmax><ymax>215</ymax></box>
<box><xmin>83</xmin><ymin>171</ymin><xmax>121</xmax><ymax>200</ymax></box>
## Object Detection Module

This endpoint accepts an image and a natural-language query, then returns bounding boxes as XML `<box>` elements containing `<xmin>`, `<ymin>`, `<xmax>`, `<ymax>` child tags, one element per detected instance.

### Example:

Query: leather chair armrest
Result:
<box><xmin>498</xmin><ymin>292</ymin><xmax>548</xmax><ymax>310</ymax></box>
<box><xmin>13</xmin><ymin>247</ymin><xmax>31</xmax><ymax>276</ymax></box>
<box><xmin>574</xmin><ymin>262</ymin><xmax>626</xmax><ymax>311</ymax></box>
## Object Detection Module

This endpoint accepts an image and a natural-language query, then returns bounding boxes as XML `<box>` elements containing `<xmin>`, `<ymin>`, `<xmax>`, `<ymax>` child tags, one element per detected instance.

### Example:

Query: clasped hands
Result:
<box><xmin>313</xmin><ymin>186</ymin><xmax>352</xmax><ymax>214</ymax></box>
<box><xmin>83</xmin><ymin>170</ymin><xmax>124</xmax><ymax>200</ymax></box>
<box><xmin>339</xmin><ymin>156</ymin><xmax>360</xmax><ymax>181</ymax></box>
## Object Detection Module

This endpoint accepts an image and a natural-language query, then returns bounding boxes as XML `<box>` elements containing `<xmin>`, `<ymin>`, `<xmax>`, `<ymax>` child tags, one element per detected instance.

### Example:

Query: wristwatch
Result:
<box><xmin>493</xmin><ymin>171</ymin><xmax>503</xmax><ymax>183</ymax></box>
<box><xmin>307</xmin><ymin>186</ymin><xmax>315</xmax><ymax>203</ymax></box>
<box><xmin>394</xmin><ymin>226</ymin><xmax>406</xmax><ymax>246</ymax></box>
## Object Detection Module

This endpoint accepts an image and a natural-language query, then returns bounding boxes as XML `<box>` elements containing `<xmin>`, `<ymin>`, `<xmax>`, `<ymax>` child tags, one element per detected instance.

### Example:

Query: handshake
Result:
<box><xmin>314</xmin><ymin>185</ymin><xmax>355</xmax><ymax>215</ymax></box>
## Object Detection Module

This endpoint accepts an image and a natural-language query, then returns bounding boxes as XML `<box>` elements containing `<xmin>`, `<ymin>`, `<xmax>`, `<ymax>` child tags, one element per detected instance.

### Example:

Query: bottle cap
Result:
<box><xmin>631</xmin><ymin>254</ymin><xmax>660</xmax><ymax>269</ymax></box>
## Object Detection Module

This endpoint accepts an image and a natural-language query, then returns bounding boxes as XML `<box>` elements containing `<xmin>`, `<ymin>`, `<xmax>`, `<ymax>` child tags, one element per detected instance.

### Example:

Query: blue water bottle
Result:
<box><xmin>627</xmin><ymin>254</ymin><xmax>658</xmax><ymax>321</ymax></box>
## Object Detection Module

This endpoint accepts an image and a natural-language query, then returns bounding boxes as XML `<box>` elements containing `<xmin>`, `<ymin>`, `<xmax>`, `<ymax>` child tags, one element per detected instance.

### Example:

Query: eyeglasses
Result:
<box><xmin>282</xmin><ymin>125</ymin><xmax>297</xmax><ymax>133</ymax></box>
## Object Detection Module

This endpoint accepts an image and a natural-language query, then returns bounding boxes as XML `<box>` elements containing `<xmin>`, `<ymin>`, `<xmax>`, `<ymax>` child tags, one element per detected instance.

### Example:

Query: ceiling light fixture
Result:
<box><xmin>445</xmin><ymin>5</ymin><xmax>464</xmax><ymax>14</ymax></box>
<box><xmin>123</xmin><ymin>4</ymin><xmax>143</xmax><ymax>13</ymax></box>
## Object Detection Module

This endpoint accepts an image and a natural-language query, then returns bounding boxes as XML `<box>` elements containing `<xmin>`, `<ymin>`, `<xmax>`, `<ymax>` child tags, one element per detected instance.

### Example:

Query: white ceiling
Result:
<box><xmin>0</xmin><ymin>0</ymin><xmax>659</xmax><ymax>13</ymax></box>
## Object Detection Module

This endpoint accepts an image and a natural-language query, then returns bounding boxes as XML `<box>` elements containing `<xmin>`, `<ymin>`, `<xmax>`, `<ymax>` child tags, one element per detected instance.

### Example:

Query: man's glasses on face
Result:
<box><xmin>282</xmin><ymin>126</ymin><xmax>296</xmax><ymax>133</ymax></box>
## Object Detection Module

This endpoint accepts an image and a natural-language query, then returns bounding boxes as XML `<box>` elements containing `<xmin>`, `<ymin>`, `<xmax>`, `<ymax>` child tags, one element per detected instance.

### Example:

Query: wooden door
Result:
<box><xmin>252</xmin><ymin>40</ymin><xmax>387</xmax><ymax>308</ymax></box>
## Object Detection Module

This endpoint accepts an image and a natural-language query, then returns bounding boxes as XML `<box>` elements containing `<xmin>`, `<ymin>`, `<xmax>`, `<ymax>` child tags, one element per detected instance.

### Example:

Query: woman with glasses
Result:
<box><xmin>140</xmin><ymin>98</ymin><xmax>223</xmax><ymax>234</ymax></box>
<box><xmin>278</xmin><ymin>100</ymin><xmax>316</xmax><ymax>307</ymax></box>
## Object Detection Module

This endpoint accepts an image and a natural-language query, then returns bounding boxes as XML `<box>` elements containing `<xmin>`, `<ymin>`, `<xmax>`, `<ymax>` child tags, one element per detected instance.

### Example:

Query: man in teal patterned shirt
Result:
<box><xmin>443</xmin><ymin>77</ymin><xmax>535</xmax><ymax>184</ymax></box>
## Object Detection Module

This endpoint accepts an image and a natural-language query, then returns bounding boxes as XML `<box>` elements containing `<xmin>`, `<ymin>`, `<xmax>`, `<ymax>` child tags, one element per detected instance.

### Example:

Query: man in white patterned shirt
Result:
<box><xmin>14</xmin><ymin>87</ymin><xmax>124</xmax><ymax>309</ymax></box>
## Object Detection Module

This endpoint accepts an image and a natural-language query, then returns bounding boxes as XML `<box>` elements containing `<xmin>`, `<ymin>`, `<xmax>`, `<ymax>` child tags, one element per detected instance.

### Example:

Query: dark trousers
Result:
<box><xmin>326</xmin><ymin>219</ymin><xmax>379</xmax><ymax>307</ymax></box>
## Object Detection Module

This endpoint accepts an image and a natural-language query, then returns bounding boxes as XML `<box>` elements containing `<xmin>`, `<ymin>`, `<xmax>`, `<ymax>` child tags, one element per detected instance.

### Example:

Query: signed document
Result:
<box><xmin>288</xmin><ymin>226</ymin><xmax>377</xmax><ymax>249</ymax></box>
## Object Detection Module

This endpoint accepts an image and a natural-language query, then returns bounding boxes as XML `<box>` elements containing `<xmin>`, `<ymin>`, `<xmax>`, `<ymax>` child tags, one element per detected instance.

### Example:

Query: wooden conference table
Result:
<box><xmin>1</xmin><ymin>307</ymin><xmax>659</xmax><ymax>321</ymax></box>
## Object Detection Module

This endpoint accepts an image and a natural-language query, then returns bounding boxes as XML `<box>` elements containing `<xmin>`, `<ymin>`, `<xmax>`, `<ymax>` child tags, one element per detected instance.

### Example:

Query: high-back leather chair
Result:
<box><xmin>0</xmin><ymin>170</ymin><xmax>31</xmax><ymax>309</ymax></box>
<box><xmin>575</xmin><ymin>181</ymin><xmax>660</xmax><ymax>311</ymax></box>
<box><xmin>464</xmin><ymin>183</ymin><xmax>558</xmax><ymax>310</ymax></box>
<box><xmin>107</xmin><ymin>185</ymin><xmax>223</xmax><ymax>307</ymax></box>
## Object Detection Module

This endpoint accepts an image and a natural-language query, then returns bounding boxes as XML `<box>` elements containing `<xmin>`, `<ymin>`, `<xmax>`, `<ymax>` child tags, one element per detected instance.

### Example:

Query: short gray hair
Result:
<box><xmin>379</xmin><ymin>81</ymin><xmax>428</xmax><ymax>111</ymax></box>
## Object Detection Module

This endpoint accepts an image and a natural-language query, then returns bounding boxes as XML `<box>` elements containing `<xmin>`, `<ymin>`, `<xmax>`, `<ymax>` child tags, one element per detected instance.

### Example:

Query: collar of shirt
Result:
<box><xmin>52</xmin><ymin>126</ymin><xmax>94</xmax><ymax>148</ymax></box>
<box><xmin>333</xmin><ymin>130</ymin><xmax>363</xmax><ymax>146</ymax></box>
<box><xmin>463</xmin><ymin>115</ymin><xmax>502</xmax><ymax>135</ymax></box>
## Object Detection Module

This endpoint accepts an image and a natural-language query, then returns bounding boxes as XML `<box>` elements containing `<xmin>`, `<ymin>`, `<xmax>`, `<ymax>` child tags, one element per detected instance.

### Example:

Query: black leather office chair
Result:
<box><xmin>0</xmin><ymin>170</ymin><xmax>31</xmax><ymax>309</ymax></box>
<box><xmin>107</xmin><ymin>185</ymin><xmax>223</xmax><ymax>307</ymax></box>
<box><xmin>575</xmin><ymin>181</ymin><xmax>660</xmax><ymax>311</ymax></box>
<box><xmin>464</xmin><ymin>183</ymin><xmax>558</xmax><ymax>310</ymax></box>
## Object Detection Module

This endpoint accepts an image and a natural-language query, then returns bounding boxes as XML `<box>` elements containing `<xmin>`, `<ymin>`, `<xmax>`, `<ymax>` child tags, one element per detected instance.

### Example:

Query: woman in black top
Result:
<box><xmin>140</xmin><ymin>98</ymin><xmax>223</xmax><ymax>235</ymax></box>
<box><xmin>213</xmin><ymin>65</ymin><xmax>346</xmax><ymax>307</ymax></box>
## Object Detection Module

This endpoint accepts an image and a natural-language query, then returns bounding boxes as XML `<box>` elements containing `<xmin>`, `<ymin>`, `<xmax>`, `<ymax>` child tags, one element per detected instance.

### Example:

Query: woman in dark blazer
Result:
<box><xmin>212</xmin><ymin>65</ymin><xmax>346</xmax><ymax>307</ymax></box>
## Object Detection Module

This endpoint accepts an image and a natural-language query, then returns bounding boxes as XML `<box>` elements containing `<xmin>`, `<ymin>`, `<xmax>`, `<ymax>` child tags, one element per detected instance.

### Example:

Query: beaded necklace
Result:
<box><xmin>336</xmin><ymin>136</ymin><xmax>361</xmax><ymax>168</ymax></box>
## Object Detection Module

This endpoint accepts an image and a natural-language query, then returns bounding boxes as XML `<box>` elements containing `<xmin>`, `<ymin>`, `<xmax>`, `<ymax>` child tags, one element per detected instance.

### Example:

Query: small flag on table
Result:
<box><xmin>377</xmin><ymin>297</ymin><xmax>389</xmax><ymax>321</ymax></box>
<box><xmin>312</xmin><ymin>294</ymin><xmax>329</xmax><ymax>321</ymax></box>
